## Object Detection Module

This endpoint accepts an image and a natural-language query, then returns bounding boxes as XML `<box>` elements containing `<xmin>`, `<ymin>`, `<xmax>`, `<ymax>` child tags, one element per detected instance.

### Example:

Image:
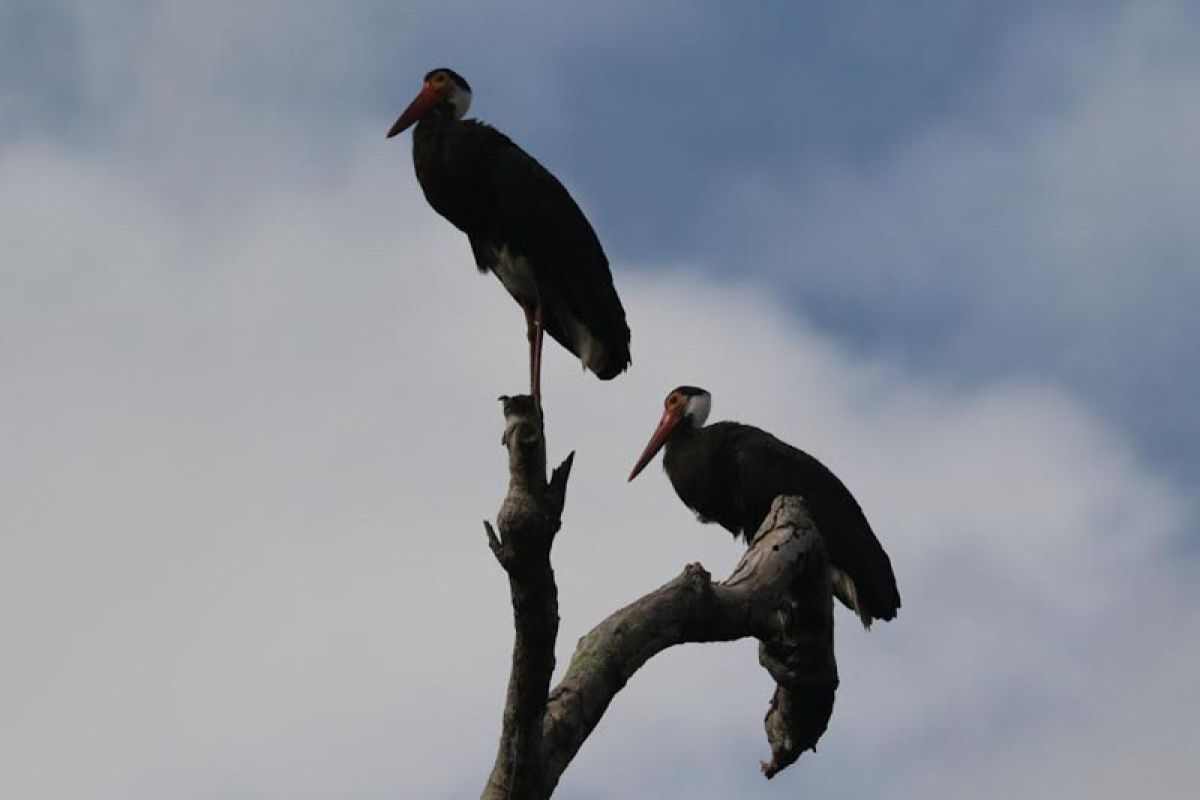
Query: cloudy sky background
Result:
<box><xmin>3</xmin><ymin>1</ymin><xmax>1198</xmax><ymax>797</ymax></box>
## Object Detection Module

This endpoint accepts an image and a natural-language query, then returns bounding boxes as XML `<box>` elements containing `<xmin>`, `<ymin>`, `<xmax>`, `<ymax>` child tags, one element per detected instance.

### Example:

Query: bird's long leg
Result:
<box><xmin>531</xmin><ymin>300</ymin><xmax>545</xmax><ymax>407</ymax></box>
<box><xmin>524</xmin><ymin>303</ymin><xmax>537</xmax><ymax>400</ymax></box>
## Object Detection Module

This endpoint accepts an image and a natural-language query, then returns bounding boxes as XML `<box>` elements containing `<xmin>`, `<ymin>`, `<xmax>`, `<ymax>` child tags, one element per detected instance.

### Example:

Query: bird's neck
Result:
<box><xmin>412</xmin><ymin>111</ymin><xmax>461</xmax><ymax>173</ymax></box>
<box><xmin>416</xmin><ymin>105</ymin><xmax>459</xmax><ymax>132</ymax></box>
<box><xmin>664</xmin><ymin>422</ymin><xmax>701</xmax><ymax>455</ymax></box>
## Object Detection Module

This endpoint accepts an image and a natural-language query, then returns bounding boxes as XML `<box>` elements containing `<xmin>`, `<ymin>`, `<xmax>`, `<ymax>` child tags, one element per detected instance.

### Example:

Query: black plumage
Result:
<box><xmin>388</xmin><ymin>68</ymin><xmax>630</xmax><ymax>398</ymax></box>
<box><xmin>630</xmin><ymin>387</ymin><xmax>900</xmax><ymax>628</ymax></box>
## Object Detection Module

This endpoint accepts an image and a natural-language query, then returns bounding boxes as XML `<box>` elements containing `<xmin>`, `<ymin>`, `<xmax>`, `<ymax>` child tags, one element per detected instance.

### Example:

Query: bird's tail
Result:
<box><xmin>830</xmin><ymin>567</ymin><xmax>872</xmax><ymax>628</ymax></box>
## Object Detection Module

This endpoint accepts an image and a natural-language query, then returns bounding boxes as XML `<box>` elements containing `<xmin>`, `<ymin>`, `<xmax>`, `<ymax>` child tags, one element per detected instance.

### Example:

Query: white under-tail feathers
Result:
<box><xmin>831</xmin><ymin>566</ymin><xmax>873</xmax><ymax>629</ymax></box>
<box><xmin>562</xmin><ymin>312</ymin><xmax>607</xmax><ymax>375</ymax></box>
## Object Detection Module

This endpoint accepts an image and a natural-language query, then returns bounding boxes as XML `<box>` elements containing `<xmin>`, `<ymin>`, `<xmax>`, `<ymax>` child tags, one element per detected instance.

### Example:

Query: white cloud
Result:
<box><xmin>1</xmin><ymin>127</ymin><xmax>1194</xmax><ymax>799</ymax></box>
<box><xmin>715</xmin><ymin>1</ymin><xmax>1200</xmax><ymax>469</ymax></box>
<box><xmin>2</xmin><ymin>2</ymin><xmax>1197</xmax><ymax>798</ymax></box>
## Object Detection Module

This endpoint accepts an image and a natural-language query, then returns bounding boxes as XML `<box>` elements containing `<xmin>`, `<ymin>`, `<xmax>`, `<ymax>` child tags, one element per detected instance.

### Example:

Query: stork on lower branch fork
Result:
<box><xmin>629</xmin><ymin>386</ymin><xmax>901</xmax><ymax>628</ymax></box>
<box><xmin>387</xmin><ymin>68</ymin><xmax>631</xmax><ymax>404</ymax></box>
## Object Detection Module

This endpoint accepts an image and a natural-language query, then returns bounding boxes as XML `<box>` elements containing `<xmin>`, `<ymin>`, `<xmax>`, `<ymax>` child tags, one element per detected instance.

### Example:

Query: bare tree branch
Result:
<box><xmin>481</xmin><ymin>397</ymin><xmax>837</xmax><ymax>799</ymax></box>
<box><xmin>481</xmin><ymin>396</ymin><xmax>574</xmax><ymax>800</ymax></box>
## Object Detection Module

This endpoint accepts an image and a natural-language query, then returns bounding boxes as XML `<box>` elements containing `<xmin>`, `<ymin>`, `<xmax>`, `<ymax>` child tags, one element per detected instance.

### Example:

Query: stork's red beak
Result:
<box><xmin>387</xmin><ymin>82</ymin><xmax>443</xmax><ymax>138</ymax></box>
<box><xmin>628</xmin><ymin>406</ymin><xmax>684</xmax><ymax>481</ymax></box>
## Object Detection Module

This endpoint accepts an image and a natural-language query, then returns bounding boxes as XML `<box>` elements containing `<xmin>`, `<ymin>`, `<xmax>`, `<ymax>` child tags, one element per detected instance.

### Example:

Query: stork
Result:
<box><xmin>388</xmin><ymin>68</ymin><xmax>631</xmax><ymax>404</ymax></box>
<box><xmin>629</xmin><ymin>386</ymin><xmax>900</xmax><ymax>628</ymax></box>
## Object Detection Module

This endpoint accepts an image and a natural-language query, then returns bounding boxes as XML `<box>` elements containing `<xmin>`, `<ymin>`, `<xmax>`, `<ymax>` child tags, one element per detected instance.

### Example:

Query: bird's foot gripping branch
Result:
<box><xmin>481</xmin><ymin>397</ymin><xmax>839</xmax><ymax>800</ymax></box>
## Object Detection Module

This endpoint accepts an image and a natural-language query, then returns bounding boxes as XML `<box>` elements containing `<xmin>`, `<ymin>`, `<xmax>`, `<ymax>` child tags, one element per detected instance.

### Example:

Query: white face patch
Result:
<box><xmin>447</xmin><ymin>85</ymin><xmax>472</xmax><ymax>119</ymax></box>
<box><xmin>684</xmin><ymin>392</ymin><xmax>711</xmax><ymax>427</ymax></box>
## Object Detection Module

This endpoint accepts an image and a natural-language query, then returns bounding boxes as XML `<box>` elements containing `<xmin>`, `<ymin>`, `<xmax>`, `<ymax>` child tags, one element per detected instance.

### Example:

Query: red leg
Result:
<box><xmin>523</xmin><ymin>304</ymin><xmax>537</xmax><ymax>399</ymax></box>
<box><xmin>531</xmin><ymin>301</ymin><xmax>544</xmax><ymax>407</ymax></box>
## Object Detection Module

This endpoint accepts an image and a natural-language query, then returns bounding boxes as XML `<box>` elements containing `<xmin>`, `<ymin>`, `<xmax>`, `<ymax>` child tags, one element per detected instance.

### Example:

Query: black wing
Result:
<box><xmin>731</xmin><ymin>424</ymin><xmax>900</xmax><ymax>624</ymax></box>
<box><xmin>472</xmin><ymin>128</ymin><xmax>631</xmax><ymax>378</ymax></box>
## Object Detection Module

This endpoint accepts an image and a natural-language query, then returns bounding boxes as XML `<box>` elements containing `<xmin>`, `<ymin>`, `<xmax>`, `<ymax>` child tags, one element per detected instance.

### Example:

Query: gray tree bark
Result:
<box><xmin>481</xmin><ymin>397</ymin><xmax>838</xmax><ymax>800</ymax></box>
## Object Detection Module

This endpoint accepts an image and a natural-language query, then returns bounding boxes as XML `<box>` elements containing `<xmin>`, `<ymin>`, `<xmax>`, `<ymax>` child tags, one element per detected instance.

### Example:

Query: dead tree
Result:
<box><xmin>481</xmin><ymin>396</ymin><xmax>839</xmax><ymax>799</ymax></box>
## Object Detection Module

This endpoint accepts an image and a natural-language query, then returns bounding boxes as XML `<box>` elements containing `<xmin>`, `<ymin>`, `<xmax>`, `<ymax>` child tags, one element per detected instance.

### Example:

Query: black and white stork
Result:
<box><xmin>387</xmin><ymin>67</ymin><xmax>631</xmax><ymax>403</ymax></box>
<box><xmin>628</xmin><ymin>386</ymin><xmax>901</xmax><ymax>628</ymax></box>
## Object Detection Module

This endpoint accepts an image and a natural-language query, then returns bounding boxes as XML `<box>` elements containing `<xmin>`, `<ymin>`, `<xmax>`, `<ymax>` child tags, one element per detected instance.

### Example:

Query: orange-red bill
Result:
<box><xmin>628</xmin><ymin>407</ymin><xmax>683</xmax><ymax>481</ymax></box>
<box><xmin>386</xmin><ymin>82</ymin><xmax>443</xmax><ymax>138</ymax></box>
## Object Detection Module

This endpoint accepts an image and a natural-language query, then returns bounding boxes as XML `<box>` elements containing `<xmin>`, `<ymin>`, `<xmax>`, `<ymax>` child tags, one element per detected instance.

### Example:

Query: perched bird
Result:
<box><xmin>628</xmin><ymin>386</ymin><xmax>900</xmax><ymax>628</ymax></box>
<box><xmin>387</xmin><ymin>67</ymin><xmax>631</xmax><ymax>404</ymax></box>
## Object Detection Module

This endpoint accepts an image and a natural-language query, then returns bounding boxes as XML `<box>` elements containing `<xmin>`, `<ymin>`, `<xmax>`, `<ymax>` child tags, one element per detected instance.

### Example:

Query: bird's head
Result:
<box><xmin>386</xmin><ymin>68</ymin><xmax>473</xmax><ymax>138</ymax></box>
<box><xmin>628</xmin><ymin>386</ymin><xmax>711</xmax><ymax>481</ymax></box>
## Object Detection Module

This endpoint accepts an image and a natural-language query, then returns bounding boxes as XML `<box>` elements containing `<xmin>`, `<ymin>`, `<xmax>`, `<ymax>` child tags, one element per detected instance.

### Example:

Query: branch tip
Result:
<box><xmin>681</xmin><ymin>562</ymin><xmax>713</xmax><ymax>590</ymax></box>
<box><xmin>547</xmin><ymin>451</ymin><xmax>575</xmax><ymax>514</ymax></box>
<box><xmin>483</xmin><ymin>519</ymin><xmax>509</xmax><ymax>566</ymax></box>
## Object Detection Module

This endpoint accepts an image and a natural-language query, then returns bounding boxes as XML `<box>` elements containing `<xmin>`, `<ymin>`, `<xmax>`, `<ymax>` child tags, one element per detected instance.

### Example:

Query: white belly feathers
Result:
<box><xmin>491</xmin><ymin>246</ymin><xmax>608</xmax><ymax>375</ymax></box>
<box><xmin>493</xmin><ymin>246</ymin><xmax>539</xmax><ymax>307</ymax></box>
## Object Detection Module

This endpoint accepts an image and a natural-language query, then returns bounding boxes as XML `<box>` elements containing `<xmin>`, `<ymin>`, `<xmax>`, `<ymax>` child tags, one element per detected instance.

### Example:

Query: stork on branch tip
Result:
<box><xmin>388</xmin><ymin>68</ymin><xmax>632</xmax><ymax>405</ymax></box>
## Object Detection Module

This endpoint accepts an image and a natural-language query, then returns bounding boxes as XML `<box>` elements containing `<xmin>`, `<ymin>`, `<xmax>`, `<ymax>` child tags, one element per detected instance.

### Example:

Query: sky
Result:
<box><xmin>2</xmin><ymin>1</ymin><xmax>1197</xmax><ymax>798</ymax></box>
